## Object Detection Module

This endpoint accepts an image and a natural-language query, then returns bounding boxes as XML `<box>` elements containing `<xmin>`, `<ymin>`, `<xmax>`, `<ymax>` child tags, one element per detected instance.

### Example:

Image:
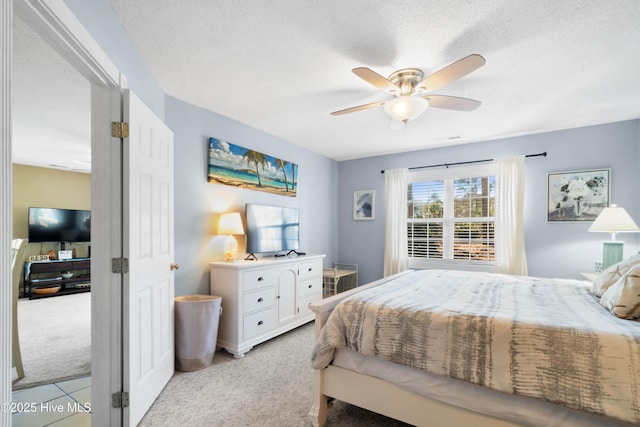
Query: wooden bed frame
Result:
<box><xmin>308</xmin><ymin>271</ymin><xmax>523</xmax><ymax>427</ymax></box>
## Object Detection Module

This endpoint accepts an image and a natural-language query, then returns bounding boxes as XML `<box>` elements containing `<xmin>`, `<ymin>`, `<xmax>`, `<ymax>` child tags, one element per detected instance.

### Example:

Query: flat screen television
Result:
<box><xmin>245</xmin><ymin>203</ymin><xmax>299</xmax><ymax>255</ymax></box>
<box><xmin>28</xmin><ymin>207</ymin><xmax>91</xmax><ymax>243</ymax></box>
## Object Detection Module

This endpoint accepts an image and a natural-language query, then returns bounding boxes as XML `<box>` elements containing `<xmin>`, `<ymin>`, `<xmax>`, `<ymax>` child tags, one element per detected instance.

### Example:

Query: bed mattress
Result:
<box><xmin>333</xmin><ymin>347</ymin><xmax>635</xmax><ymax>427</ymax></box>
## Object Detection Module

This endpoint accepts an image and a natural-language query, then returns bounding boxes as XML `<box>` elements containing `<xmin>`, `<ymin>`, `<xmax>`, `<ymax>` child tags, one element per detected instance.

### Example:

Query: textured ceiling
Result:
<box><xmin>107</xmin><ymin>0</ymin><xmax>640</xmax><ymax>161</ymax></box>
<box><xmin>11</xmin><ymin>1</ymin><xmax>640</xmax><ymax>173</ymax></box>
<box><xmin>12</xmin><ymin>15</ymin><xmax>91</xmax><ymax>173</ymax></box>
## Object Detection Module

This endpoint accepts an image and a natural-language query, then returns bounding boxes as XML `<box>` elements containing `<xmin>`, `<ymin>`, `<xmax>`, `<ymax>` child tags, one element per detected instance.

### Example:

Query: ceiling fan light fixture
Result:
<box><xmin>383</xmin><ymin>96</ymin><xmax>429</xmax><ymax>123</ymax></box>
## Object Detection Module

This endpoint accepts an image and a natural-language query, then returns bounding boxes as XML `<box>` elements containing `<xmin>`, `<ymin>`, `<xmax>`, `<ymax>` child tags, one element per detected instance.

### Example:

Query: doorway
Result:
<box><xmin>5</xmin><ymin>2</ymin><xmax>175</xmax><ymax>425</ymax></box>
<box><xmin>5</xmin><ymin>0</ymin><xmax>125</xmax><ymax>425</ymax></box>
<box><xmin>11</xmin><ymin>10</ymin><xmax>92</xmax><ymax>386</ymax></box>
<box><xmin>9</xmin><ymin>8</ymin><xmax>93</xmax><ymax>426</ymax></box>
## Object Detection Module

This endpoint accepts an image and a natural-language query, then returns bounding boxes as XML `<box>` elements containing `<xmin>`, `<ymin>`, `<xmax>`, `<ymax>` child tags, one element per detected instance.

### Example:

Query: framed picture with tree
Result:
<box><xmin>208</xmin><ymin>137</ymin><xmax>297</xmax><ymax>197</ymax></box>
<box><xmin>547</xmin><ymin>169</ymin><xmax>610</xmax><ymax>222</ymax></box>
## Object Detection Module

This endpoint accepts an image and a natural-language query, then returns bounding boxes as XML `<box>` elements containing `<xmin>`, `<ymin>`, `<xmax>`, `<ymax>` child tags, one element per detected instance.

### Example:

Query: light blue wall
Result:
<box><xmin>63</xmin><ymin>0</ymin><xmax>165</xmax><ymax>118</ymax></box>
<box><xmin>167</xmin><ymin>96</ymin><xmax>339</xmax><ymax>296</ymax></box>
<box><xmin>338</xmin><ymin>120</ymin><xmax>640</xmax><ymax>284</ymax></box>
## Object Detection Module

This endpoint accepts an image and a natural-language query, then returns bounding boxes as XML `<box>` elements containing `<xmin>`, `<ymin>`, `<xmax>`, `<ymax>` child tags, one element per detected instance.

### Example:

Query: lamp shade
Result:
<box><xmin>218</xmin><ymin>212</ymin><xmax>244</xmax><ymax>235</ymax></box>
<box><xmin>383</xmin><ymin>96</ymin><xmax>429</xmax><ymax>123</ymax></box>
<box><xmin>588</xmin><ymin>204</ymin><xmax>639</xmax><ymax>240</ymax></box>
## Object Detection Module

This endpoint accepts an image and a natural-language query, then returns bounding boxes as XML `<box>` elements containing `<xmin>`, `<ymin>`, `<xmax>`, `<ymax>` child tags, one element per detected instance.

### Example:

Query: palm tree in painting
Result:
<box><xmin>243</xmin><ymin>150</ymin><xmax>268</xmax><ymax>187</ymax></box>
<box><xmin>274</xmin><ymin>158</ymin><xmax>290</xmax><ymax>192</ymax></box>
<box><xmin>290</xmin><ymin>163</ymin><xmax>297</xmax><ymax>191</ymax></box>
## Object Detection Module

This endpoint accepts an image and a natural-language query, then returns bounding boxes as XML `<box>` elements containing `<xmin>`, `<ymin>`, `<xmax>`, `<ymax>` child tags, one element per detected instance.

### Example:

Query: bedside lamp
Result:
<box><xmin>218</xmin><ymin>212</ymin><xmax>244</xmax><ymax>261</ymax></box>
<box><xmin>588</xmin><ymin>204</ymin><xmax>640</xmax><ymax>268</ymax></box>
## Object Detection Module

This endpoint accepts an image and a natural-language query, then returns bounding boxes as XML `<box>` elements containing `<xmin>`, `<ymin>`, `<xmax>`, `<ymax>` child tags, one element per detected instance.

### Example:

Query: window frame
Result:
<box><xmin>407</xmin><ymin>163</ymin><xmax>497</xmax><ymax>272</ymax></box>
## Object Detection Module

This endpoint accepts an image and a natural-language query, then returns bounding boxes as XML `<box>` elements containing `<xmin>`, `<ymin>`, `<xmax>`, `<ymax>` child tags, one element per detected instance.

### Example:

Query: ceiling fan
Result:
<box><xmin>331</xmin><ymin>54</ymin><xmax>485</xmax><ymax>125</ymax></box>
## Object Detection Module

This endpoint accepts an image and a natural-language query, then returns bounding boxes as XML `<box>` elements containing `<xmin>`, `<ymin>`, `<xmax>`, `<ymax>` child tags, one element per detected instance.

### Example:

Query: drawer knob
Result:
<box><xmin>257</xmin><ymin>297</ymin><xmax>263</xmax><ymax>303</ymax></box>
<box><xmin>257</xmin><ymin>277</ymin><xmax>264</xmax><ymax>281</ymax></box>
<box><xmin>308</xmin><ymin>268</ymin><xmax>312</xmax><ymax>272</ymax></box>
<box><xmin>258</xmin><ymin>320</ymin><xmax>264</xmax><ymax>326</ymax></box>
<box><xmin>308</xmin><ymin>284</ymin><xmax>312</xmax><ymax>289</ymax></box>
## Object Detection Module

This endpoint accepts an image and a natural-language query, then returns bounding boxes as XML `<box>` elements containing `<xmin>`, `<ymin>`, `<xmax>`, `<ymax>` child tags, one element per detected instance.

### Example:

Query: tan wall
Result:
<box><xmin>12</xmin><ymin>164</ymin><xmax>91</xmax><ymax>258</ymax></box>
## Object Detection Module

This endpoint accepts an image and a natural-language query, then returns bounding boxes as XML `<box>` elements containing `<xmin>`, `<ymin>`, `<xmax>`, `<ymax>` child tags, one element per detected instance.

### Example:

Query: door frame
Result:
<box><xmin>3</xmin><ymin>1</ymin><xmax>125</xmax><ymax>425</ymax></box>
<box><xmin>1</xmin><ymin>3</ymin><xmax>13</xmax><ymax>425</ymax></box>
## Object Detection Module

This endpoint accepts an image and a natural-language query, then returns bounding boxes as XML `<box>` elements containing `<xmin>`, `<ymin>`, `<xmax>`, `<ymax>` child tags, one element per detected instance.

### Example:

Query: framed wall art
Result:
<box><xmin>353</xmin><ymin>190</ymin><xmax>375</xmax><ymax>220</ymax></box>
<box><xmin>208</xmin><ymin>137</ymin><xmax>298</xmax><ymax>197</ymax></box>
<box><xmin>547</xmin><ymin>169</ymin><xmax>610</xmax><ymax>222</ymax></box>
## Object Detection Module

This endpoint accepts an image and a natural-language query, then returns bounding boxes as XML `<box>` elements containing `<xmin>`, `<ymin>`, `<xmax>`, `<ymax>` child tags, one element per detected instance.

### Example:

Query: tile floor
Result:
<box><xmin>11</xmin><ymin>376</ymin><xmax>91</xmax><ymax>427</ymax></box>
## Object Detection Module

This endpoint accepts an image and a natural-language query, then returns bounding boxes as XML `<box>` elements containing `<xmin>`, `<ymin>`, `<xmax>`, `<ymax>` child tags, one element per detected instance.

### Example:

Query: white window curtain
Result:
<box><xmin>494</xmin><ymin>155</ymin><xmax>528</xmax><ymax>275</ymax></box>
<box><xmin>384</xmin><ymin>168</ymin><xmax>409</xmax><ymax>276</ymax></box>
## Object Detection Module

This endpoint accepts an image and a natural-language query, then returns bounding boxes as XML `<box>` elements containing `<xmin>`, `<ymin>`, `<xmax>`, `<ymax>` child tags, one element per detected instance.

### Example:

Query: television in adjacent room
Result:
<box><xmin>28</xmin><ymin>207</ymin><xmax>91</xmax><ymax>243</ymax></box>
<box><xmin>245</xmin><ymin>203</ymin><xmax>299</xmax><ymax>255</ymax></box>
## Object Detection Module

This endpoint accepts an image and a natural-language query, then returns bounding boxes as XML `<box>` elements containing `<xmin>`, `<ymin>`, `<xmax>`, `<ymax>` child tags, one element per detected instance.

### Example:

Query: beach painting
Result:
<box><xmin>208</xmin><ymin>137</ymin><xmax>298</xmax><ymax>197</ymax></box>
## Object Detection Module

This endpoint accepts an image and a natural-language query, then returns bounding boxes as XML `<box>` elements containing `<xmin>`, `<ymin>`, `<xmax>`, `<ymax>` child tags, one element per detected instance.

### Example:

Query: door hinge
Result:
<box><xmin>111</xmin><ymin>391</ymin><xmax>130</xmax><ymax>408</ymax></box>
<box><xmin>112</xmin><ymin>257</ymin><xmax>129</xmax><ymax>274</ymax></box>
<box><xmin>111</xmin><ymin>121</ymin><xmax>129</xmax><ymax>138</ymax></box>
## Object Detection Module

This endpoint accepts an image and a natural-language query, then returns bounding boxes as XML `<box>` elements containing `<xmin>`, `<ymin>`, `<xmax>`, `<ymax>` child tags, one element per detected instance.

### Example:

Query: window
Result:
<box><xmin>407</xmin><ymin>166</ymin><xmax>495</xmax><ymax>268</ymax></box>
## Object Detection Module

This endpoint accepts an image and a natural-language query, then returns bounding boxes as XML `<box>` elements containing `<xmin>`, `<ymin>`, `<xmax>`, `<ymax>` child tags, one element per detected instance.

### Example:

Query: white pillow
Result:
<box><xmin>591</xmin><ymin>253</ymin><xmax>640</xmax><ymax>297</ymax></box>
<box><xmin>600</xmin><ymin>264</ymin><xmax>640</xmax><ymax>319</ymax></box>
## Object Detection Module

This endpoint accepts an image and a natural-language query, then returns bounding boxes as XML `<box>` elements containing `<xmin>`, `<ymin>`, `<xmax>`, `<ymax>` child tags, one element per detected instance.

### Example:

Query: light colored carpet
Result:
<box><xmin>140</xmin><ymin>322</ymin><xmax>411</xmax><ymax>426</ymax></box>
<box><xmin>13</xmin><ymin>292</ymin><xmax>91</xmax><ymax>390</ymax></box>
<box><xmin>13</xmin><ymin>294</ymin><xmax>411</xmax><ymax>425</ymax></box>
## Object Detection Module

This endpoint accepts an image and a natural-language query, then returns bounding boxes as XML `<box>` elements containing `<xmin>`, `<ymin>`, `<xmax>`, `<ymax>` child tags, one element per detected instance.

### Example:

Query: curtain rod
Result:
<box><xmin>380</xmin><ymin>152</ymin><xmax>547</xmax><ymax>174</ymax></box>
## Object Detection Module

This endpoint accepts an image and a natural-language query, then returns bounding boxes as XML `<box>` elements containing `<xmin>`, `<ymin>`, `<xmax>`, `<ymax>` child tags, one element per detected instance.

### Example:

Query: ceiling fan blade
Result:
<box><xmin>330</xmin><ymin>100</ymin><xmax>386</xmax><ymax>116</ymax></box>
<box><xmin>425</xmin><ymin>95</ymin><xmax>481</xmax><ymax>111</ymax></box>
<box><xmin>416</xmin><ymin>54</ymin><xmax>486</xmax><ymax>93</ymax></box>
<box><xmin>352</xmin><ymin>67</ymin><xmax>400</xmax><ymax>93</ymax></box>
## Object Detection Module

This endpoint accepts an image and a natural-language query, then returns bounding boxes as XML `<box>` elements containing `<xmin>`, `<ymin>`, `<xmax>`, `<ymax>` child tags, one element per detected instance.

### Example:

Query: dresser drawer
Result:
<box><xmin>243</xmin><ymin>307</ymin><xmax>276</xmax><ymax>339</ymax></box>
<box><xmin>243</xmin><ymin>268</ymin><xmax>276</xmax><ymax>291</ymax></box>
<box><xmin>243</xmin><ymin>288</ymin><xmax>276</xmax><ymax>313</ymax></box>
<box><xmin>298</xmin><ymin>278</ymin><xmax>320</xmax><ymax>297</ymax></box>
<box><xmin>298</xmin><ymin>293</ymin><xmax>319</xmax><ymax>318</ymax></box>
<box><xmin>298</xmin><ymin>260</ymin><xmax>322</xmax><ymax>280</ymax></box>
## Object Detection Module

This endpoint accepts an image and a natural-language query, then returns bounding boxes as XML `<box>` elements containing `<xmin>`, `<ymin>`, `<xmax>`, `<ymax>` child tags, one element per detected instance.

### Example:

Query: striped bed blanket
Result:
<box><xmin>311</xmin><ymin>269</ymin><xmax>640</xmax><ymax>424</ymax></box>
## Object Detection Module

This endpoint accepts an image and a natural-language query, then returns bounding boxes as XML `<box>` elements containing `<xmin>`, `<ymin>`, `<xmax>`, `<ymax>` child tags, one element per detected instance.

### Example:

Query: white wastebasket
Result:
<box><xmin>174</xmin><ymin>294</ymin><xmax>222</xmax><ymax>371</ymax></box>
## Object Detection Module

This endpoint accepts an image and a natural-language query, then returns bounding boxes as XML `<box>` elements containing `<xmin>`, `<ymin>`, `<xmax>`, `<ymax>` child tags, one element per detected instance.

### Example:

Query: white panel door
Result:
<box><xmin>123</xmin><ymin>90</ymin><xmax>174</xmax><ymax>426</ymax></box>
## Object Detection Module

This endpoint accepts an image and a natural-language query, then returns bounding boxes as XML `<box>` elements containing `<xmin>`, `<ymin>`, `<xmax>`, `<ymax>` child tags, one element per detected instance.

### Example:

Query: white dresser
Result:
<box><xmin>209</xmin><ymin>254</ymin><xmax>325</xmax><ymax>358</ymax></box>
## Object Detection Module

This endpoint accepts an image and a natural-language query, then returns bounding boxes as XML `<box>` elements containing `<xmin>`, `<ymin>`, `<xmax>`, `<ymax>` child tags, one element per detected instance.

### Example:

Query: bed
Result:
<box><xmin>308</xmin><ymin>269</ymin><xmax>640</xmax><ymax>427</ymax></box>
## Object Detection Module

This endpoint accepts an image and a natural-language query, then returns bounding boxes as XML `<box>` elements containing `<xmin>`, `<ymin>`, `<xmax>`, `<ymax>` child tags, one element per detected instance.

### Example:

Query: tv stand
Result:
<box><xmin>24</xmin><ymin>258</ymin><xmax>91</xmax><ymax>299</ymax></box>
<box><xmin>244</xmin><ymin>253</ymin><xmax>258</xmax><ymax>261</ymax></box>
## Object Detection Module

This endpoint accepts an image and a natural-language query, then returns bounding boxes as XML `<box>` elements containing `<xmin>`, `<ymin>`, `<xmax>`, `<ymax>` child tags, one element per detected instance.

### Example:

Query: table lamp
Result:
<box><xmin>588</xmin><ymin>204</ymin><xmax>640</xmax><ymax>268</ymax></box>
<box><xmin>218</xmin><ymin>212</ymin><xmax>244</xmax><ymax>261</ymax></box>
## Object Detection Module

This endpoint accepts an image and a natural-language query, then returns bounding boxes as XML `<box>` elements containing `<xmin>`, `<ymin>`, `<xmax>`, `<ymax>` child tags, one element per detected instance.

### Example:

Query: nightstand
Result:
<box><xmin>580</xmin><ymin>272</ymin><xmax>598</xmax><ymax>282</ymax></box>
